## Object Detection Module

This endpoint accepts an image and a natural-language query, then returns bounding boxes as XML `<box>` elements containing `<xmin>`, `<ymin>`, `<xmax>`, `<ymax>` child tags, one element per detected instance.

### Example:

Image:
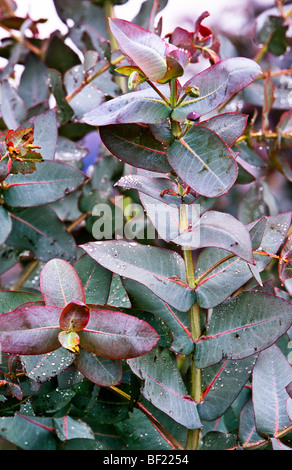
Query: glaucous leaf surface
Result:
<box><xmin>128</xmin><ymin>347</ymin><xmax>201</xmax><ymax>429</ymax></box>
<box><xmin>0</xmin><ymin>206</ymin><xmax>12</xmax><ymax>245</ymax></box>
<box><xmin>100</xmin><ymin>124</ymin><xmax>172</xmax><ymax>173</ymax></box>
<box><xmin>3</xmin><ymin>161</ymin><xmax>87</xmax><ymax>207</ymax></box>
<box><xmin>252</xmin><ymin>345</ymin><xmax>292</xmax><ymax>437</ymax></box>
<box><xmin>195</xmin><ymin>291</ymin><xmax>292</xmax><ymax>368</ymax></box>
<box><xmin>80</xmin><ymin>240</ymin><xmax>196</xmax><ymax>311</ymax></box>
<box><xmin>82</xmin><ymin>85</ymin><xmax>171</xmax><ymax>126</ymax></box>
<box><xmin>74</xmin><ymin>349</ymin><xmax>122</xmax><ymax>386</ymax></box>
<box><xmin>6</xmin><ymin>206</ymin><xmax>77</xmax><ymax>263</ymax></box>
<box><xmin>166</xmin><ymin>125</ymin><xmax>238</xmax><ymax>197</ymax></box>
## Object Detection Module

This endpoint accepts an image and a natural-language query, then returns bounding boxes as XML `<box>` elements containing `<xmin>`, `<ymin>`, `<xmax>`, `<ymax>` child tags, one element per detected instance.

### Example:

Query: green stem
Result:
<box><xmin>104</xmin><ymin>0</ymin><xmax>118</xmax><ymax>51</ymax></box>
<box><xmin>146</xmin><ymin>80</ymin><xmax>171</xmax><ymax>106</ymax></box>
<box><xmin>178</xmin><ymin>184</ymin><xmax>202</xmax><ymax>450</ymax></box>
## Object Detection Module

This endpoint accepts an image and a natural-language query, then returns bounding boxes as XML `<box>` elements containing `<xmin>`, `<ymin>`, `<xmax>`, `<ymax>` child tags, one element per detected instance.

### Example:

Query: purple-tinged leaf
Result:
<box><xmin>0</xmin><ymin>206</ymin><xmax>12</xmax><ymax>245</ymax></box>
<box><xmin>109</xmin><ymin>18</ymin><xmax>168</xmax><ymax>82</ymax></box>
<box><xmin>74</xmin><ymin>349</ymin><xmax>122</xmax><ymax>386</ymax></box>
<box><xmin>166</xmin><ymin>125</ymin><xmax>238</xmax><ymax>198</ymax></box>
<box><xmin>3</xmin><ymin>161</ymin><xmax>87</xmax><ymax>208</ymax></box>
<box><xmin>79</xmin><ymin>307</ymin><xmax>159</xmax><ymax>359</ymax></box>
<box><xmin>171</xmin><ymin>58</ymin><xmax>262</xmax><ymax>122</ymax></box>
<box><xmin>40</xmin><ymin>258</ymin><xmax>85</xmax><ymax>307</ymax></box>
<box><xmin>128</xmin><ymin>348</ymin><xmax>201</xmax><ymax>429</ymax></box>
<box><xmin>198</xmin><ymin>112</ymin><xmax>248</xmax><ymax>147</ymax></box>
<box><xmin>100</xmin><ymin>124</ymin><xmax>172</xmax><ymax>173</ymax></box>
<box><xmin>252</xmin><ymin>345</ymin><xmax>292</xmax><ymax>437</ymax></box>
<box><xmin>82</xmin><ymin>86</ymin><xmax>171</xmax><ymax>126</ymax></box>
<box><xmin>59</xmin><ymin>301</ymin><xmax>90</xmax><ymax>331</ymax></box>
<box><xmin>0</xmin><ymin>305</ymin><xmax>62</xmax><ymax>355</ymax></box>
<box><xmin>195</xmin><ymin>291</ymin><xmax>292</xmax><ymax>368</ymax></box>
<box><xmin>80</xmin><ymin>240</ymin><xmax>195</xmax><ymax>311</ymax></box>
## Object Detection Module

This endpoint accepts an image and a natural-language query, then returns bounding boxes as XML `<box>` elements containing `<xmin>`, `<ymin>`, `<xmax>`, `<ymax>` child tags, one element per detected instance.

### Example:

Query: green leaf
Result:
<box><xmin>1</xmin><ymin>79</ymin><xmax>27</xmax><ymax>129</ymax></box>
<box><xmin>48</xmin><ymin>69</ymin><xmax>74</xmax><ymax>125</ymax></box>
<box><xmin>0</xmin><ymin>414</ymin><xmax>57</xmax><ymax>450</ymax></box>
<box><xmin>195</xmin><ymin>291</ymin><xmax>292</xmax><ymax>368</ymax></box>
<box><xmin>100</xmin><ymin>124</ymin><xmax>172</xmax><ymax>173</ymax></box>
<box><xmin>167</xmin><ymin>125</ymin><xmax>238</xmax><ymax>197</ymax></box>
<box><xmin>238</xmin><ymin>399</ymin><xmax>263</xmax><ymax>446</ymax></box>
<box><xmin>0</xmin><ymin>206</ymin><xmax>12</xmax><ymax>245</ymax></box>
<box><xmin>74</xmin><ymin>349</ymin><xmax>122</xmax><ymax>386</ymax></box>
<box><xmin>200</xmin><ymin>431</ymin><xmax>238</xmax><ymax>450</ymax></box>
<box><xmin>62</xmin><ymin>438</ymin><xmax>108</xmax><ymax>450</ymax></box>
<box><xmin>18</xmin><ymin>53</ymin><xmax>49</xmax><ymax>108</ymax></box>
<box><xmin>81</xmin><ymin>240</ymin><xmax>195</xmax><ymax>311</ymax></box>
<box><xmin>20</xmin><ymin>348</ymin><xmax>76</xmax><ymax>383</ymax></box>
<box><xmin>74</xmin><ymin>253</ymin><xmax>112</xmax><ymax>305</ymax></box>
<box><xmin>122</xmin><ymin>278</ymin><xmax>194</xmax><ymax>355</ymax></box>
<box><xmin>53</xmin><ymin>416</ymin><xmax>94</xmax><ymax>441</ymax></box>
<box><xmin>23</xmin><ymin>108</ymin><xmax>58</xmax><ymax>160</ymax></box>
<box><xmin>252</xmin><ymin>344</ymin><xmax>292</xmax><ymax>437</ymax></box>
<box><xmin>40</xmin><ymin>258</ymin><xmax>85</xmax><ymax>307</ymax></box>
<box><xmin>198</xmin><ymin>355</ymin><xmax>257</xmax><ymax>421</ymax></box>
<box><xmin>0</xmin><ymin>290</ymin><xmax>41</xmax><ymax>314</ymax></box>
<box><xmin>115</xmin><ymin>408</ymin><xmax>173</xmax><ymax>450</ymax></box>
<box><xmin>128</xmin><ymin>347</ymin><xmax>201</xmax><ymax>429</ymax></box>
<box><xmin>6</xmin><ymin>206</ymin><xmax>77</xmax><ymax>263</ymax></box>
<box><xmin>3</xmin><ymin>160</ymin><xmax>87</xmax><ymax>208</ymax></box>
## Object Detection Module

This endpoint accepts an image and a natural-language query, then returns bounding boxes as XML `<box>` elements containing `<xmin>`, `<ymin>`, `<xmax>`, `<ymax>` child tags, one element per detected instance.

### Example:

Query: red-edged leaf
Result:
<box><xmin>80</xmin><ymin>240</ymin><xmax>195</xmax><ymax>312</ymax></box>
<box><xmin>252</xmin><ymin>345</ymin><xmax>292</xmax><ymax>437</ymax></box>
<box><xmin>172</xmin><ymin>58</ymin><xmax>262</xmax><ymax>122</ymax></box>
<box><xmin>109</xmin><ymin>18</ymin><xmax>168</xmax><ymax>82</ymax></box>
<box><xmin>59</xmin><ymin>301</ymin><xmax>90</xmax><ymax>332</ymax></box>
<box><xmin>79</xmin><ymin>308</ymin><xmax>160</xmax><ymax>360</ymax></box>
<box><xmin>40</xmin><ymin>259</ymin><xmax>85</xmax><ymax>307</ymax></box>
<box><xmin>0</xmin><ymin>305</ymin><xmax>62</xmax><ymax>355</ymax></box>
<box><xmin>195</xmin><ymin>292</ymin><xmax>292</xmax><ymax>368</ymax></box>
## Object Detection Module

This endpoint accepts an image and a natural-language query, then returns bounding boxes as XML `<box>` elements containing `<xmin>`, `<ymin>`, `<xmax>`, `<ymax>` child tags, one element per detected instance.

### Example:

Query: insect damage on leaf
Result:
<box><xmin>0</xmin><ymin>127</ymin><xmax>42</xmax><ymax>177</ymax></box>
